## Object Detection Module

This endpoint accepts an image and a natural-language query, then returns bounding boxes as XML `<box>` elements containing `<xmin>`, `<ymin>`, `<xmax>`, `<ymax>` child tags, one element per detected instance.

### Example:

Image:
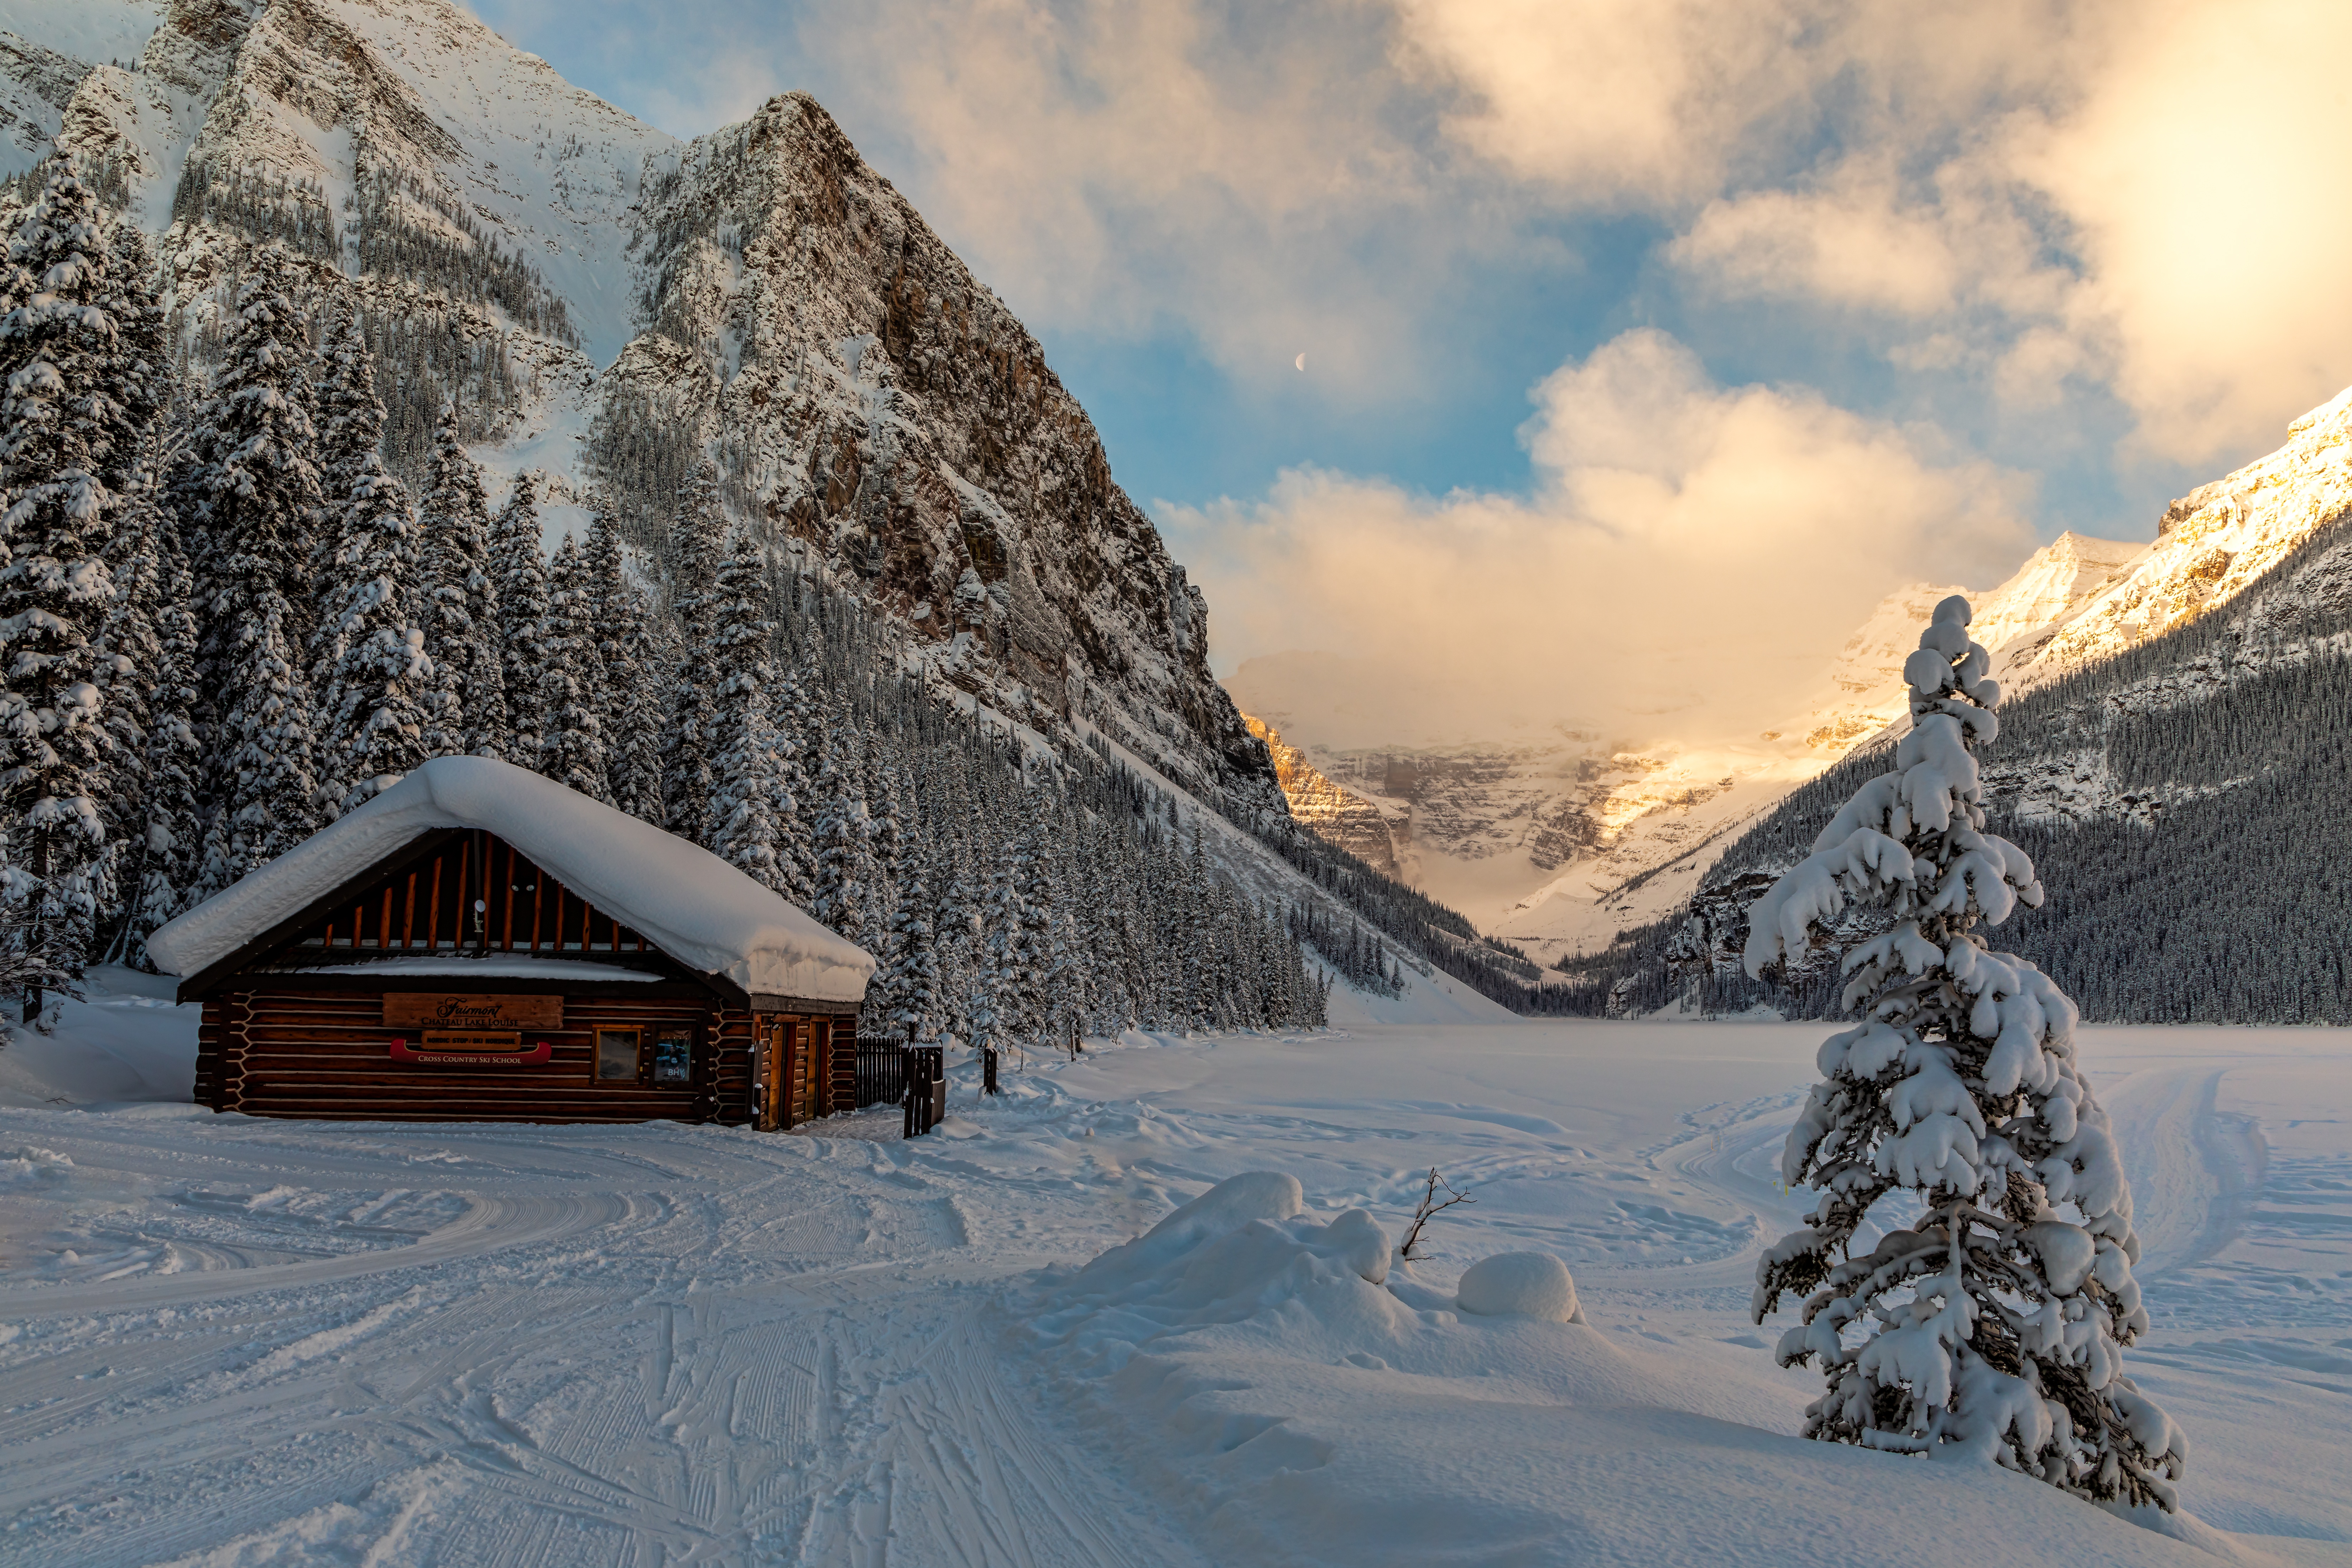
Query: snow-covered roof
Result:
<box><xmin>145</xmin><ymin>757</ymin><xmax>875</xmax><ymax>1004</ymax></box>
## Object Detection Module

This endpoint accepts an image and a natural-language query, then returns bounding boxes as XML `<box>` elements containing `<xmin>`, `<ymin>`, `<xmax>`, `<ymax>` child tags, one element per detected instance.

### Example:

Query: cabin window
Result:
<box><xmin>595</xmin><ymin>1028</ymin><xmax>641</xmax><ymax>1082</ymax></box>
<box><xmin>650</xmin><ymin>1032</ymin><xmax>693</xmax><ymax>1087</ymax></box>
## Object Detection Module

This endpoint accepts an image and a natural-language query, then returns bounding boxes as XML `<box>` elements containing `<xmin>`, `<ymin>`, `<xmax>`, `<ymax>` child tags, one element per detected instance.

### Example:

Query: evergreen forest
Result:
<box><xmin>0</xmin><ymin>170</ymin><xmax>1371</xmax><ymax>1042</ymax></box>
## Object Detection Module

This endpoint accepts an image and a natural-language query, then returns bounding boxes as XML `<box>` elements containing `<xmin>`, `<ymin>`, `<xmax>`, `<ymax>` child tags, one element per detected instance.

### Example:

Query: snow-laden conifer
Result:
<box><xmin>712</xmin><ymin>698</ymin><xmax>790</xmax><ymax>893</ymax></box>
<box><xmin>877</xmin><ymin>849</ymin><xmax>940</xmax><ymax>1043</ymax></box>
<box><xmin>1744</xmin><ymin>593</ymin><xmax>2186</xmax><ymax>1510</ymax></box>
<box><xmin>309</xmin><ymin>301</ymin><xmax>382</xmax><ymax>562</ymax></box>
<box><xmin>966</xmin><ymin>848</ymin><xmax>1018</xmax><ymax>1066</ymax></box>
<box><xmin>605</xmin><ymin>585</ymin><xmax>668</xmax><ymax>824</ymax></box>
<box><xmin>188</xmin><ymin>245</ymin><xmax>324</xmax><ymax>660</ymax></box>
<box><xmin>193</xmin><ymin>588</ymin><xmax>322</xmax><ymax>899</ymax></box>
<box><xmin>704</xmin><ymin>522</ymin><xmax>773</xmax><ymax>834</ymax></box>
<box><xmin>579</xmin><ymin>502</ymin><xmax>664</xmax><ymax>821</ymax></box>
<box><xmin>766</xmin><ymin>653</ymin><xmax>819</xmax><ymax>899</ymax></box>
<box><xmin>0</xmin><ymin>165</ymin><xmax>121</xmax><ymax>1014</ymax></box>
<box><xmin>88</xmin><ymin>479</ymin><xmax>172</xmax><ymax>957</ymax></box>
<box><xmin>121</xmin><ymin>507</ymin><xmax>200</xmax><ymax>968</ymax></box>
<box><xmin>662</xmin><ymin>462</ymin><xmax>725</xmax><ymax>839</ymax></box>
<box><xmin>96</xmin><ymin>223</ymin><xmax>165</xmax><ymax>493</ymax></box>
<box><xmin>493</xmin><ymin>472</ymin><xmax>549</xmax><ymax>765</ymax></box>
<box><xmin>416</xmin><ymin>407</ymin><xmax>505</xmax><ymax>759</ymax></box>
<box><xmin>319</xmin><ymin>457</ymin><xmax>431</xmax><ymax>812</ymax></box>
<box><xmin>535</xmin><ymin>536</ymin><xmax>610</xmax><ymax>801</ymax></box>
<box><xmin>1011</xmin><ymin>828</ymin><xmax>1054</xmax><ymax>1041</ymax></box>
<box><xmin>933</xmin><ymin>848</ymin><xmax>982</xmax><ymax>1042</ymax></box>
<box><xmin>810</xmin><ymin>718</ymin><xmax>881</xmax><ymax>948</ymax></box>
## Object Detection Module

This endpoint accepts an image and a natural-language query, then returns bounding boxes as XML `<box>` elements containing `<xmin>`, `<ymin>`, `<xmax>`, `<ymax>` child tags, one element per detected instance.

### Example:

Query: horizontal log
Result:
<box><xmin>233</xmin><ymin>1088</ymin><xmax>704</xmax><ymax>1108</ymax></box>
<box><xmin>220</xmin><ymin>1110</ymin><xmax>746</xmax><ymax>1124</ymax></box>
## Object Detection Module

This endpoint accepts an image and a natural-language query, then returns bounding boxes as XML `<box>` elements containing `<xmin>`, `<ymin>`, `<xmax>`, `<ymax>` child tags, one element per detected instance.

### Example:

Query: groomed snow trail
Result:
<box><xmin>4</xmin><ymin>1008</ymin><xmax>2349</xmax><ymax>1564</ymax></box>
<box><xmin>0</xmin><ymin>1110</ymin><xmax>1211</xmax><ymax>1567</ymax></box>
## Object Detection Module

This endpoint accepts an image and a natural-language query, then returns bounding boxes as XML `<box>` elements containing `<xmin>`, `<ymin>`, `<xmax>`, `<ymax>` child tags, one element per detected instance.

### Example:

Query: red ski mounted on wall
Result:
<box><xmin>388</xmin><ymin>1039</ymin><xmax>555</xmax><ymax>1067</ymax></box>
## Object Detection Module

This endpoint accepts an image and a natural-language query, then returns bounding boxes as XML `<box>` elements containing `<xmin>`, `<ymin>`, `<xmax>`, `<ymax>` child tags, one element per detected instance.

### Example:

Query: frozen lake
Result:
<box><xmin>2</xmin><ymin>992</ymin><xmax>2345</xmax><ymax>1564</ymax></box>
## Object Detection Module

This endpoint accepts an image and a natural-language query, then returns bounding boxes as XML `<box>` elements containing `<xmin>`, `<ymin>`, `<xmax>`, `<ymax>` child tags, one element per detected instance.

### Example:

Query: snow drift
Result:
<box><xmin>144</xmin><ymin>756</ymin><xmax>876</xmax><ymax>1002</ymax></box>
<box><xmin>1024</xmin><ymin>1170</ymin><xmax>2246</xmax><ymax>1568</ymax></box>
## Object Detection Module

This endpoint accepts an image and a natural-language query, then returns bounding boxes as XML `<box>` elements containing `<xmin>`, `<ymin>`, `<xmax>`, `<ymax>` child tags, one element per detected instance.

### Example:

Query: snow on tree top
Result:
<box><xmin>145</xmin><ymin>756</ymin><xmax>877</xmax><ymax>1004</ymax></box>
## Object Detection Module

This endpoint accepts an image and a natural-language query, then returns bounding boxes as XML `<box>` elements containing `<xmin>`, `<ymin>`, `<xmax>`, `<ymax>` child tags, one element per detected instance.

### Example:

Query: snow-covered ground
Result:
<box><xmin>2</xmin><ymin>978</ymin><xmax>2346</xmax><ymax>1565</ymax></box>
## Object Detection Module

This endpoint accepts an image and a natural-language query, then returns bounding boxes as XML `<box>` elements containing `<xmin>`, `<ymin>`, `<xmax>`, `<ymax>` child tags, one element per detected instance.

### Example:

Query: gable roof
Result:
<box><xmin>145</xmin><ymin>757</ymin><xmax>875</xmax><ymax>1004</ymax></box>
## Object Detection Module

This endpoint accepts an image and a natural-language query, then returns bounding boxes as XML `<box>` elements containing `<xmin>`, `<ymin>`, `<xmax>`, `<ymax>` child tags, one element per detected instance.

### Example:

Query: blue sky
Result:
<box><xmin>471</xmin><ymin>0</ymin><xmax>2352</xmax><ymax>734</ymax></box>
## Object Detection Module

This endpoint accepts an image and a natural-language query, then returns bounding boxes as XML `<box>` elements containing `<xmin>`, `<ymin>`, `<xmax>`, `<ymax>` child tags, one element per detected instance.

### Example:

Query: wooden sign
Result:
<box><xmin>383</xmin><ymin>993</ymin><xmax>562</xmax><ymax>1030</ymax></box>
<box><xmin>422</xmin><ymin>1031</ymin><xmax>523</xmax><ymax>1051</ymax></box>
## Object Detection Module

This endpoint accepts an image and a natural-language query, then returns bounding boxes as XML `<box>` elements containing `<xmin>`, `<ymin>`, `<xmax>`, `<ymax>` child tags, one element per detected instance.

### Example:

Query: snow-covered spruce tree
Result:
<box><xmin>189</xmin><ymin>244</ymin><xmax>324</xmax><ymax>665</ymax></box>
<box><xmin>1744</xmin><ymin>593</ymin><xmax>2186</xmax><ymax>1510</ymax></box>
<box><xmin>712</xmin><ymin>697</ymin><xmax>789</xmax><ymax>893</ymax></box>
<box><xmin>966</xmin><ymin>847</ymin><xmax>1018</xmax><ymax>1070</ymax></box>
<box><xmin>704</xmin><ymin>522</ymin><xmax>773</xmax><ymax>839</ymax></box>
<box><xmin>120</xmin><ymin>508</ymin><xmax>201</xmax><ymax>968</ymax></box>
<box><xmin>579</xmin><ymin>502</ymin><xmax>664</xmax><ymax>821</ymax></box>
<box><xmin>308</xmin><ymin>300</ymin><xmax>382</xmax><ymax>584</ymax></box>
<box><xmin>661</xmin><ymin>462</ymin><xmax>725</xmax><ymax>840</ymax></box>
<box><xmin>765</xmin><ymin>652</ymin><xmax>819</xmax><ymax>900</ymax></box>
<box><xmin>877</xmin><ymin>848</ymin><xmax>940</xmax><ymax>1043</ymax></box>
<box><xmin>89</xmin><ymin>481</ymin><xmax>171</xmax><ymax>958</ymax></box>
<box><xmin>95</xmin><ymin>223</ymin><xmax>165</xmax><ymax>494</ymax></box>
<box><xmin>866</xmin><ymin>749</ymin><xmax>908</xmax><ymax>934</ymax></box>
<box><xmin>492</xmin><ymin>472</ymin><xmax>549</xmax><ymax>766</ymax></box>
<box><xmin>535</xmin><ymin>536</ymin><xmax>610</xmax><ymax>801</ymax></box>
<box><xmin>0</xmin><ymin>165</ymin><xmax>121</xmax><ymax>1013</ymax></box>
<box><xmin>605</xmin><ymin>584</ymin><xmax>668</xmax><ymax>824</ymax></box>
<box><xmin>810</xmin><ymin>719</ymin><xmax>881</xmax><ymax>947</ymax></box>
<box><xmin>319</xmin><ymin>457</ymin><xmax>431</xmax><ymax>812</ymax></box>
<box><xmin>193</xmin><ymin>588</ymin><xmax>322</xmax><ymax>899</ymax></box>
<box><xmin>1011</xmin><ymin>827</ymin><xmax>1055</xmax><ymax>1042</ymax></box>
<box><xmin>416</xmin><ymin>406</ymin><xmax>505</xmax><ymax>759</ymax></box>
<box><xmin>934</xmin><ymin>844</ymin><xmax>982</xmax><ymax>1043</ymax></box>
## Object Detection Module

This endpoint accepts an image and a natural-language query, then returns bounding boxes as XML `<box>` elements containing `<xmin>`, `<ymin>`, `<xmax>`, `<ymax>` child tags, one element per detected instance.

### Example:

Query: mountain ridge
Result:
<box><xmin>2</xmin><ymin>0</ymin><xmax>1282</xmax><ymax>821</ymax></box>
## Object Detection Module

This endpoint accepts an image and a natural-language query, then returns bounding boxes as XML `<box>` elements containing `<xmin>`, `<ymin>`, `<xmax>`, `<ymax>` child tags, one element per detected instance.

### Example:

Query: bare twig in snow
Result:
<box><xmin>1399</xmin><ymin>1167</ymin><xmax>1474</xmax><ymax>1260</ymax></box>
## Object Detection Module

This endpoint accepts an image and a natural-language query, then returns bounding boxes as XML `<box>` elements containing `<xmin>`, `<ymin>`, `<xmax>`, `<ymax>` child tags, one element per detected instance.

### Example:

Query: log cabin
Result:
<box><xmin>144</xmin><ymin>756</ymin><xmax>877</xmax><ymax>1128</ymax></box>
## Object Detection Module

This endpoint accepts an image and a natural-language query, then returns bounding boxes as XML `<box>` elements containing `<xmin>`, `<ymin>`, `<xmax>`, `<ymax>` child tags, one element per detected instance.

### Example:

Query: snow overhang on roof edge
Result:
<box><xmin>145</xmin><ymin>757</ymin><xmax>876</xmax><ymax>1005</ymax></box>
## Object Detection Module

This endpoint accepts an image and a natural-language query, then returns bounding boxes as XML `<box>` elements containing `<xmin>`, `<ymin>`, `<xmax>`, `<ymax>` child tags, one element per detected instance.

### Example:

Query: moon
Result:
<box><xmin>1295</xmin><ymin>352</ymin><xmax>1307</xmax><ymax>371</ymax></box>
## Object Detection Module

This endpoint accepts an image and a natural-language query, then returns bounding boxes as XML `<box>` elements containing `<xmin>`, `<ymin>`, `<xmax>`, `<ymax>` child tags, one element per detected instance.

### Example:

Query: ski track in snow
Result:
<box><xmin>1</xmin><ymin>1012</ymin><xmax>2348</xmax><ymax>1564</ymax></box>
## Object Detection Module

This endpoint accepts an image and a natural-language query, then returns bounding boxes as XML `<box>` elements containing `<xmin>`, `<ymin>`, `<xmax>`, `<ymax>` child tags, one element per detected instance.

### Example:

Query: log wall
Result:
<box><xmin>195</xmin><ymin>987</ymin><xmax>766</xmax><ymax>1125</ymax></box>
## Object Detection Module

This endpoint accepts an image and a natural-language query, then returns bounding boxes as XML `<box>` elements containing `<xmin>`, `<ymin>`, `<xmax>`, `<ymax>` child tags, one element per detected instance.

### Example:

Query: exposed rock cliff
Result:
<box><xmin>1241</xmin><ymin>715</ymin><xmax>1397</xmax><ymax>875</ymax></box>
<box><xmin>609</xmin><ymin>96</ymin><xmax>1278</xmax><ymax>809</ymax></box>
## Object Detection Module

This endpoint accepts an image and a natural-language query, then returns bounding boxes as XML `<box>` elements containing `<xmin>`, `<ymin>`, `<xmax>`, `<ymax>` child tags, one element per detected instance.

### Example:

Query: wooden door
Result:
<box><xmin>758</xmin><ymin>1020</ymin><xmax>787</xmax><ymax>1132</ymax></box>
<box><xmin>786</xmin><ymin>1023</ymin><xmax>815</xmax><ymax>1125</ymax></box>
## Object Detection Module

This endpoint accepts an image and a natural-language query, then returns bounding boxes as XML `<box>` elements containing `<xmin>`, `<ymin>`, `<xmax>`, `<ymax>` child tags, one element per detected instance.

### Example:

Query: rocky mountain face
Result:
<box><xmin>4</xmin><ymin>0</ymin><xmax>1281</xmax><ymax>818</ymax></box>
<box><xmin>604</xmin><ymin>95</ymin><xmax>1277</xmax><ymax>811</ymax></box>
<box><xmin>1240</xmin><ymin>716</ymin><xmax>1396</xmax><ymax>875</ymax></box>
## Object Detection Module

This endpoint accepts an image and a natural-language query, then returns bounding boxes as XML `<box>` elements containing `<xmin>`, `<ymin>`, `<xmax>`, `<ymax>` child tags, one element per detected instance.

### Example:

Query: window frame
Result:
<box><xmin>593</xmin><ymin>1027</ymin><xmax>643</xmax><ymax>1084</ymax></box>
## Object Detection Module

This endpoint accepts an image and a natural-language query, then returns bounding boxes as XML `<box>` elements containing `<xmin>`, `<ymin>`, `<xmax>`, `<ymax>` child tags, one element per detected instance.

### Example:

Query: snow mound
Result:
<box><xmin>0</xmin><ymin>1146</ymin><xmax>75</xmax><ymax>1185</ymax></box>
<box><xmin>1455</xmin><ymin>1250</ymin><xmax>1583</xmax><ymax>1322</ymax></box>
<box><xmin>145</xmin><ymin>757</ymin><xmax>874</xmax><ymax>1003</ymax></box>
<box><xmin>1037</xmin><ymin>1174</ymin><xmax>1392</xmax><ymax>1370</ymax></box>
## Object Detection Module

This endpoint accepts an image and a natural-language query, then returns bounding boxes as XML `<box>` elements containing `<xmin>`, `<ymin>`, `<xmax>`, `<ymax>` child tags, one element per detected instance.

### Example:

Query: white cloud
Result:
<box><xmin>1166</xmin><ymin>330</ymin><xmax>2035</xmax><ymax>747</ymax></box>
<box><xmin>783</xmin><ymin>0</ymin><xmax>2352</xmax><ymax>472</ymax></box>
<box><xmin>2010</xmin><ymin>0</ymin><xmax>2352</xmax><ymax>461</ymax></box>
<box><xmin>1389</xmin><ymin>0</ymin><xmax>1820</xmax><ymax>207</ymax></box>
<box><xmin>795</xmin><ymin>0</ymin><xmax>1474</xmax><ymax>398</ymax></box>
